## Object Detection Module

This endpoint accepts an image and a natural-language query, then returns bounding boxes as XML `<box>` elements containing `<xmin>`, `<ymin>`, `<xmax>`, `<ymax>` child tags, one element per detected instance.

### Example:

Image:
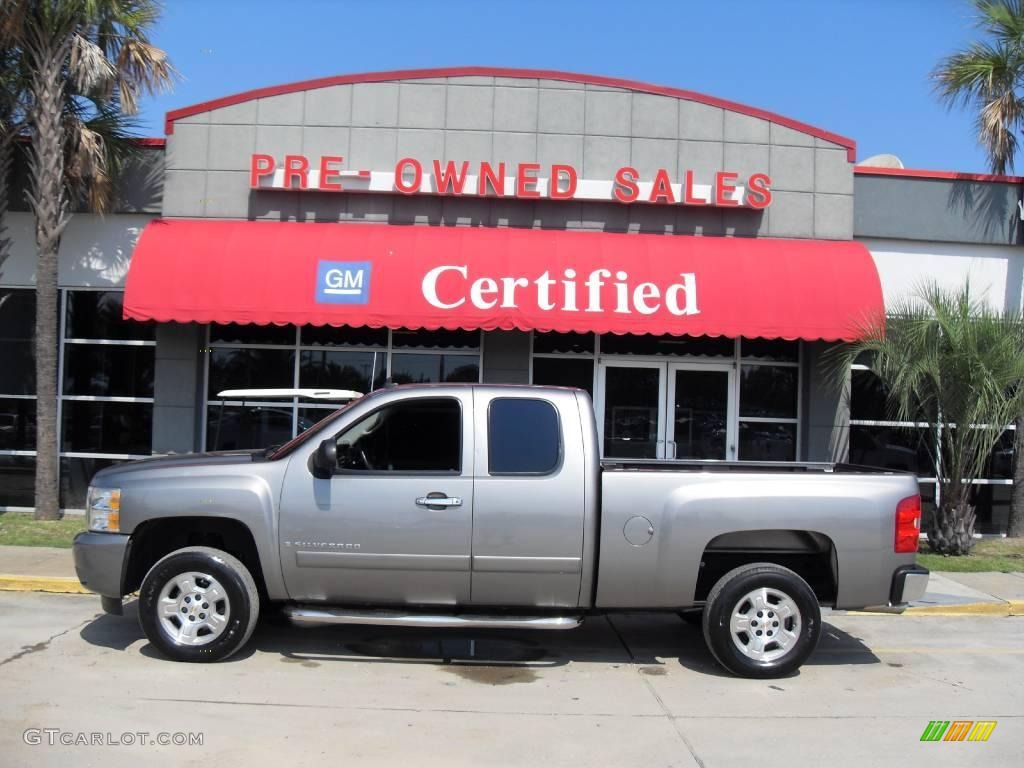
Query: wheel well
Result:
<box><xmin>694</xmin><ymin>530</ymin><xmax>838</xmax><ymax>604</ymax></box>
<box><xmin>124</xmin><ymin>517</ymin><xmax>267</xmax><ymax>599</ymax></box>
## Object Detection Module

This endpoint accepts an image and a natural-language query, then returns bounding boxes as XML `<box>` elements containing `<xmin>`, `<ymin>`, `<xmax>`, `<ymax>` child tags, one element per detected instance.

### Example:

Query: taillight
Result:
<box><xmin>895</xmin><ymin>494</ymin><xmax>922</xmax><ymax>553</ymax></box>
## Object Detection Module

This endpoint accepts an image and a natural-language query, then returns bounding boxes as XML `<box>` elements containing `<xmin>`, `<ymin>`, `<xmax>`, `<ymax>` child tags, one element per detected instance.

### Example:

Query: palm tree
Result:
<box><xmin>827</xmin><ymin>282</ymin><xmax>1024</xmax><ymax>555</ymax></box>
<box><xmin>934</xmin><ymin>0</ymin><xmax>1024</xmax><ymax>538</ymax></box>
<box><xmin>0</xmin><ymin>1</ymin><xmax>173</xmax><ymax>519</ymax></box>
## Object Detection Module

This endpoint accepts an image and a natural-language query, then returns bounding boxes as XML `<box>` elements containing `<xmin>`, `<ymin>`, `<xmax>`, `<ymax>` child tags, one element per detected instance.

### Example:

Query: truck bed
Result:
<box><xmin>600</xmin><ymin>459</ymin><xmax>910</xmax><ymax>474</ymax></box>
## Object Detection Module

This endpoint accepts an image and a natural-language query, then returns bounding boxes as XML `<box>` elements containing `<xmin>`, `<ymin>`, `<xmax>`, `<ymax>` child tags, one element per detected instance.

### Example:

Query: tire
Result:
<box><xmin>138</xmin><ymin>546</ymin><xmax>260</xmax><ymax>663</ymax></box>
<box><xmin>701</xmin><ymin>563</ymin><xmax>820</xmax><ymax>678</ymax></box>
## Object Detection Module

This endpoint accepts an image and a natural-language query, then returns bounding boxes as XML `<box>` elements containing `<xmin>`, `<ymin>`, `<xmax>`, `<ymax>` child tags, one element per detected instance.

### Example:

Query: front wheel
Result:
<box><xmin>702</xmin><ymin>563</ymin><xmax>820</xmax><ymax>678</ymax></box>
<box><xmin>138</xmin><ymin>546</ymin><xmax>260</xmax><ymax>663</ymax></box>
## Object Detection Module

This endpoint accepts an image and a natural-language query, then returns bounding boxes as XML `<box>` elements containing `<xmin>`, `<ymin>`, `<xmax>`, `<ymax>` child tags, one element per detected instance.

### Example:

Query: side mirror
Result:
<box><xmin>313</xmin><ymin>438</ymin><xmax>337</xmax><ymax>476</ymax></box>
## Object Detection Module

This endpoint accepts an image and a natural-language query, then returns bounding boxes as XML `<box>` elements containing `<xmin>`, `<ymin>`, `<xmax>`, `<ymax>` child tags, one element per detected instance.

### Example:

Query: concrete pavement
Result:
<box><xmin>0</xmin><ymin>591</ymin><xmax>1020</xmax><ymax>768</ymax></box>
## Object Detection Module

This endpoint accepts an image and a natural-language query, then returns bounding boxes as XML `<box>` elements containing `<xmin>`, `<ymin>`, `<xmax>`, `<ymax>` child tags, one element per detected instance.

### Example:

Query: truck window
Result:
<box><xmin>488</xmin><ymin>398</ymin><xmax>560</xmax><ymax>475</ymax></box>
<box><xmin>335</xmin><ymin>397</ymin><xmax>461</xmax><ymax>472</ymax></box>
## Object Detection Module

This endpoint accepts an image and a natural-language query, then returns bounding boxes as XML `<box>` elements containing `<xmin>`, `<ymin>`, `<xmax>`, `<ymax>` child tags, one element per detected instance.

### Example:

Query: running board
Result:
<box><xmin>283</xmin><ymin>606</ymin><xmax>582</xmax><ymax>630</ymax></box>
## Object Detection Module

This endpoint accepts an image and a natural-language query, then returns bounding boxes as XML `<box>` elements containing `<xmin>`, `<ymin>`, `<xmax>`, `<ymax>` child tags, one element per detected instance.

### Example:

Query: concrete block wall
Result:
<box><xmin>164</xmin><ymin>74</ymin><xmax>855</xmax><ymax>239</ymax></box>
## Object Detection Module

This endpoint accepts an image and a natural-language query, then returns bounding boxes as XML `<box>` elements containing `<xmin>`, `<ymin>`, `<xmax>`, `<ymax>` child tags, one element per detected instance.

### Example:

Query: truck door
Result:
<box><xmin>277</xmin><ymin>393</ymin><xmax>473</xmax><ymax>604</ymax></box>
<box><xmin>470</xmin><ymin>390</ymin><xmax>586</xmax><ymax>608</ymax></box>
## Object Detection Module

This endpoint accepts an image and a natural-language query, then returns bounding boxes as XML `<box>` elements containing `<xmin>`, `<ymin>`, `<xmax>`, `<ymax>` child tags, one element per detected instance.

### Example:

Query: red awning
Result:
<box><xmin>124</xmin><ymin>219</ymin><xmax>883</xmax><ymax>341</ymax></box>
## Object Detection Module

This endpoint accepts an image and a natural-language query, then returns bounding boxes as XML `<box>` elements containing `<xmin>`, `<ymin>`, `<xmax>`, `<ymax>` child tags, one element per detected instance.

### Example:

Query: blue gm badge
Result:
<box><xmin>316</xmin><ymin>261</ymin><xmax>371</xmax><ymax>304</ymax></box>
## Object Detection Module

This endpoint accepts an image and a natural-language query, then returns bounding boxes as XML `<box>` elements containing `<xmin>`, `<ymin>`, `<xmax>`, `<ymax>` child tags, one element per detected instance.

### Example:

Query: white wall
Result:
<box><xmin>860</xmin><ymin>237</ymin><xmax>1024</xmax><ymax>314</ymax></box>
<box><xmin>0</xmin><ymin>212</ymin><xmax>154</xmax><ymax>288</ymax></box>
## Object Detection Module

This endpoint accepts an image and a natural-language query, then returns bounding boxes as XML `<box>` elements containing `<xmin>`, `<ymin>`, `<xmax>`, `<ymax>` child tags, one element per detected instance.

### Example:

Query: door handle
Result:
<box><xmin>415</xmin><ymin>493</ymin><xmax>463</xmax><ymax>509</ymax></box>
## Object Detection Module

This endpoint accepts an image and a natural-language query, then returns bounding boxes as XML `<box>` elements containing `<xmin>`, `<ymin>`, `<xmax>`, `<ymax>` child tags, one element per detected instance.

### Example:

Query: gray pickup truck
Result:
<box><xmin>73</xmin><ymin>384</ymin><xmax>928</xmax><ymax>678</ymax></box>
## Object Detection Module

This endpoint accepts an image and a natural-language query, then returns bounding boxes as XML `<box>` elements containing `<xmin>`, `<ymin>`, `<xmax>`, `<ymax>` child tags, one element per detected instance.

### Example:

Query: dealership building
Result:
<box><xmin>1</xmin><ymin>67</ymin><xmax>1021</xmax><ymax>532</ymax></box>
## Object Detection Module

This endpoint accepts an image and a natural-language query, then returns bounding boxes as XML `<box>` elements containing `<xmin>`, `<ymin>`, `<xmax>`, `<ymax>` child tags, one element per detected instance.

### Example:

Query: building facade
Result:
<box><xmin>0</xmin><ymin>67</ymin><xmax>1021</xmax><ymax>532</ymax></box>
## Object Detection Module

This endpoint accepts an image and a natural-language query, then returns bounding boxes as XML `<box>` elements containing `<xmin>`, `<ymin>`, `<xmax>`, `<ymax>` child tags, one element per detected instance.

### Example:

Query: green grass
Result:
<box><xmin>0</xmin><ymin>512</ymin><xmax>85</xmax><ymax>548</ymax></box>
<box><xmin>917</xmin><ymin>537</ymin><xmax>1024</xmax><ymax>572</ymax></box>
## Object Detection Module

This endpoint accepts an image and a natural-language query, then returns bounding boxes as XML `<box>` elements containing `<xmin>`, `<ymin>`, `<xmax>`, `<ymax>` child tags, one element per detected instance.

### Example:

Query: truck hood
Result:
<box><xmin>91</xmin><ymin>450</ymin><xmax>264</xmax><ymax>484</ymax></box>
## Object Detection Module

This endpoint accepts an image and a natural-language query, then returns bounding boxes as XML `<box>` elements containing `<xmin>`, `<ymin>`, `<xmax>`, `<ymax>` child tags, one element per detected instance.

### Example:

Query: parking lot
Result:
<box><xmin>0</xmin><ymin>591</ymin><xmax>1020</xmax><ymax>767</ymax></box>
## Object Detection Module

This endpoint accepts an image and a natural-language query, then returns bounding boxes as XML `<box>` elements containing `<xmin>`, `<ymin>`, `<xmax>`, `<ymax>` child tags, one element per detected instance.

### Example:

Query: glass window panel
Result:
<box><xmin>740</xmin><ymin>365</ymin><xmax>798</xmax><ymax>419</ymax></box>
<box><xmin>391</xmin><ymin>329</ymin><xmax>480</xmax><ymax>350</ymax></box>
<box><xmin>0</xmin><ymin>340</ymin><xmax>34</xmax><ymax>394</ymax></box>
<box><xmin>983</xmin><ymin>430</ymin><xmax>1014</xmax><ymax>480</ymax></box>
<box><xmin>300</xmin><ymin>349</ymin><xmax>384</xmax><ymax>393</ymax></box>
<box><xmin>600</xmin><ymin>333</ymin><xmax>734</xmax><ymax>357</ymax></box>
<box><xmin>488</xmin><ymin>398</ymin><xmax>560</xmax><ymax>474</ymax></box>
<box><xmin>209</xmin><ymin>323</ymin><xmax>294</xmax><ymax>345</ymax></box>
<box><xmin>603</xmin><ymin>366</ymin><xmax>660</xmax><ymax>459</ymax></box>
<box><xmin>390</xmin><ymin>353</ymin><xmax>479</xmax><ymax>384</ymax></box>
<box><xmin>850</xmin><ymin>368</ymin><xmax>889</xmax><ymax>421</ymax></box>
<box><xmin>532</xmin><ymin>357</ymin><xmax>594</xmax><ymax>395</ymax></box>
<box><xmin>298</xmin><ymin>407</ymin><xmax>341</xmax><ymax>432</ymax></box>
<box><xmin>60</xmin><ymin>457</ymin><xmax>128</xmax><ymax>509</ymax></box>
<box><xmin>969</xmin><ymin>483</ymin><xmax>1011</xmax><ymax>535</ymax></box>
<box><xmin>849</xmin><ymin>425</ymin><xmax>933</xmax><ymax>475</ymax></box>
<box><xmin>207</xmin><ymin>348</ymin><xmax>295</xmax><ymax>399</ymax></box>
<box><xmin>0</xmin><ymin>455</ymin><xmax>36</xmax><ymax>506</ymax></box>
<box><xmin>0</xmin><ymin>398</ymin><xmax>36</xmax><ymax>451</ymax></box>
<box><xmin>533</xmin><ymin>331</ymin><xmax>595</xmax><ymax>355</ymax></box>
<box><xmin>66</xmin><ymin>291</ymin><xmax>154</xmax><ymax>340</ymax></box>
<box><xmin>739</xmin><ymin>422</ymin><xmax>797</xmax><ymax>461</ymax></box>
<box><xmin>0</xmin><ymin>289</ymin><xmax>35</xmax><ymax>340</ymax></box>
<box><xmin>673</xmin><ymin>369</ymin><xmax>730</xmax><ymax>460</ymax></box>
<box><xmin>335</xmin><ymin>398</ymin><xmax>461</xmax><ymax>472</ymax></box>
<box><xmin>300</xmin><ymin>325</ymin><xmax>387</xmax><ymax>347</ymax></box>
<box><xmin>63</xmin><ymin>345</ymin><xmax>155</xmax><ymax>397</ymax></box>
<box><xmin>61</xmin><ymin>401</ymin><xmax>152</xmax><ymax>454</ymax></box>
<box><xmin>740</xmin><ymin>338</ymin><xmax>799</xmax><ymax>362</ymax></box>
<box><xmin>206</xmin><ymin>405</ymin><xmax>297</xmax><ymax>451</ymax></box>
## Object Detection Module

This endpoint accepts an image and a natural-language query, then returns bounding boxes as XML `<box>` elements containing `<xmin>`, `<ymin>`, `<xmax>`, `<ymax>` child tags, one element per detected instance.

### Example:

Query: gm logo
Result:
<box><xmin>316</xmin><ymin>261</ymin><xmax>371</xmax><ymax>304</ymax></box>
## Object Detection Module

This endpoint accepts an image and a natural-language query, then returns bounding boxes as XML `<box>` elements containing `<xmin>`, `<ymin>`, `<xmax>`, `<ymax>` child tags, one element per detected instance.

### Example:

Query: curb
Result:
<box><xmin>0</xmin><ymin>575</ymin><xmax>91</xmax><ymax>595</ymax></box>
<box><xmin>903</xmin><ymin>600</ymin><xmax>1024</xmax><ymax>617</ymax></box>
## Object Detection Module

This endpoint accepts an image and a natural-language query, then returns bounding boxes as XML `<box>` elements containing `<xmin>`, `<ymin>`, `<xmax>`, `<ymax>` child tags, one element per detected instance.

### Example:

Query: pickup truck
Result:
<box><xmin>72</xmin><ymin>383</ymin><xmax>929</xmax><ymax>678</ymax></box>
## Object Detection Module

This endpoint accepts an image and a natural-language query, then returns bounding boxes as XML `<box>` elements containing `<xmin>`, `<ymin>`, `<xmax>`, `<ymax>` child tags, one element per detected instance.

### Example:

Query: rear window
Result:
<box><xmin>488</xmin><ymin>398</ymin><xmax>560</xmax><ymax>474</ymax></box>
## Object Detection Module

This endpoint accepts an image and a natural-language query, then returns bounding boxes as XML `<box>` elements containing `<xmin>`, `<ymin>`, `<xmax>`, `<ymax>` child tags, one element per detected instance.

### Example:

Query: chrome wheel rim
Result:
<box><xmin>729</xmin><ymin>587</ymin><xmax>801</xmax><ymax>663</ymax></box>
<box><xmin>157</xmin><ymin>571</ymin><xmax>231</xmax><ymax>646</ymax></box>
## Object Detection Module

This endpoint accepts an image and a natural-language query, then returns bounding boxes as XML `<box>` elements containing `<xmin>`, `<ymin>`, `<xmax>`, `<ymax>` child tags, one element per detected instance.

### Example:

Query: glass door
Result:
<box><xmin>666</xmin><ymin>364</ymin><xmax>736</xmax><ymax>460</ymax></box>
<box><xmin>596</xmin><ymin>362</ymin><xmax>666</xmax><ymax>459</ymax></box>
<box><xmin>597</xmin><ymin>361</ymin><xmax>735</xmax><ymax>460</ymax></box>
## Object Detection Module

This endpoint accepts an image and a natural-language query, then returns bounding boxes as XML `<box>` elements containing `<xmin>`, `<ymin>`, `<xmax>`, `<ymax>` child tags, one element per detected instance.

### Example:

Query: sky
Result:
<box><xmin>140</xmin><ymin>0</ymin><xmax>996</xmax><ymax>173</ymax></box>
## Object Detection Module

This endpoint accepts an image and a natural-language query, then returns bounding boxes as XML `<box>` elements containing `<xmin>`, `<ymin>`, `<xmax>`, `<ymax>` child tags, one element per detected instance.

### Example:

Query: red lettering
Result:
<box><xmin>550</xmin><ymin>164</ymin><xmax>578</xmax><ymax>199</ymax></box>
<box><xmin>395</xmin><ymin>157</ymin><xmax>423</xmax><ymax>194</ymax></box>
<box><xmin>283</xmin><ymin>154</ymin><xmax>309</xmax><ymax>190</ymax></box>
<box><xmin>715</xmin><ymin>171</ymin><xmax>740</xmax><ymax>207</ymax></box>
<box><xmin>684</xmin><ymin>170</ymin><xmax>707</xmax><ymax>205</ymax></box>
<box><xmin>478</xmin><ymin>161</ymin><xmax>506</xmax><ymax>196</ymax></box>
<box><xmin>648</xmin><ymin>168</ymin><xmax>675</xmax><ymax>204</ymax></box>
<box><xmin>516</xmin><ymin>162</ymin><xmax>541</xmax><ymax>198</ymax></box>
<box><xmin>318</xmin><ymin>156</ymin><xmax>344</xmax><ymax>191</ymax></box>
<box><xmin>747</xmin><ymin>173</ymin><xmax>773</xmax><ymax>209</ymax></box>
<box><xmin>613</xmin><ymin>167</ymin><xmax>639</xmax><ymax>203</ymax></box>
<box><xmin>433</xmin><ymin>160</ymin><xmax>470</xmax><ymax>194</ymax></box>
<box><xmin>249</xmin><ymin>154</ymin><xmax>275</xmax><ymax>188</ymax></box>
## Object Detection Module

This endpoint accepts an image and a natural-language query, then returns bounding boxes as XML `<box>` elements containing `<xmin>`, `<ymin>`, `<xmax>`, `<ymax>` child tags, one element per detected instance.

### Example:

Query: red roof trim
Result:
<box><xmin>133</xmin><ymin>138</ymin><xmax>166</xmax><ymax>148</ymax></box>
<box><xmin>164</xmin><ymin>66</ymin><xmax>856</xmax><ymax>162</ymax></box>
<box><xmin>854</xmin><ymin>165</ymin><xmax>1024</xmax><ymax>184</ymax></box>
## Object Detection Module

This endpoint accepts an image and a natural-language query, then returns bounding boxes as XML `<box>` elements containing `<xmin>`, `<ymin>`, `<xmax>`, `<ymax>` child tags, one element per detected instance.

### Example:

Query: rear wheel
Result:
<box><xmin>138</xmin><ymin>546</ymin><xmax>259</xmax><ymax>663</ymax></box>
<box><xmin>702</xmin><ymin>563</ymin><xmax>820</xmax><ymax>678</ymax></box>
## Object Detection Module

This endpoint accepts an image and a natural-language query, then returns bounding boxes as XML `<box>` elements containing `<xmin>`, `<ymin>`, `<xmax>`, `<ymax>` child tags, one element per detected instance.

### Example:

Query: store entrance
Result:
<box><xmin>596</xmin><ymin>361</ymin><xmax>736</xmax><ymax>460</ymax></box>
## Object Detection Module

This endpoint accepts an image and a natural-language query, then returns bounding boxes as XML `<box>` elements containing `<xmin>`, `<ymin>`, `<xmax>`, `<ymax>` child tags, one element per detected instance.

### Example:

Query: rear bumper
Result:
<box><xmin>72</xmin><ymin>531</ymin><xmax>130</xmax><ymax>603</ymax></box>
<box><xmin>890</xmin><ymin>564</ymin><xmax>930</xmax><ymax>605</ymax></box>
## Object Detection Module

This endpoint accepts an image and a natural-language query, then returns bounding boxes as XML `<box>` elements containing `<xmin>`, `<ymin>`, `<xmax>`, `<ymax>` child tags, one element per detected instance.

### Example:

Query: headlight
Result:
<box><xmin>86</xmin><ymin>487</ymin><xmax>121</xmax><ymax>532</ymax></box>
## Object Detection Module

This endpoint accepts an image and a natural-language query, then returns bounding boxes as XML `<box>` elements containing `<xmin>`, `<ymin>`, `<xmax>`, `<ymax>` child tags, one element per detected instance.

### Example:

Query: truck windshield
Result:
<box><xmin>264</xmin><ymin>393</ymin><xmax>371</xmax><ymax>460</ymax></box>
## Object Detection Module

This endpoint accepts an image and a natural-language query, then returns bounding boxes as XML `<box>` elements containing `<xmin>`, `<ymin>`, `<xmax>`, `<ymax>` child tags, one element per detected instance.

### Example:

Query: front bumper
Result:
<box><xmin>72</xmin><ymin>531</ymin><xmax>130</xmax><ymax>604</ymax></box>
<box><xmin>890</xmin><ymin>564</ymin><xmax>930</xmax><ymax>605</ymax></box>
